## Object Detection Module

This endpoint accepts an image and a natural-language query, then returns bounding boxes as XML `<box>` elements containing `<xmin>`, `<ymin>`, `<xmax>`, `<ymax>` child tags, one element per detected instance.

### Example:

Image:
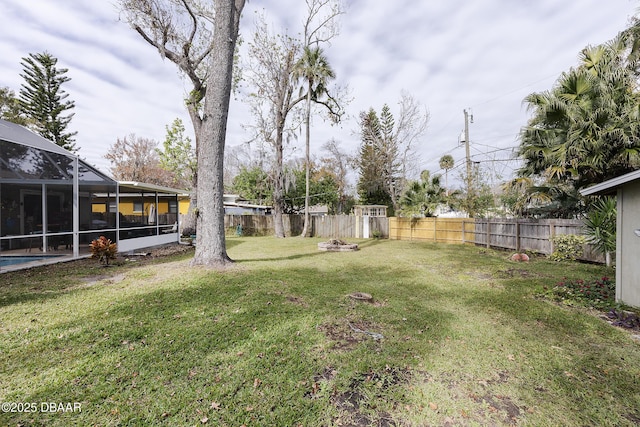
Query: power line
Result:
<box><xmin>471</xmin><ymin>73</ymin><xmax>560</xmax><ymax>108</ymax></box>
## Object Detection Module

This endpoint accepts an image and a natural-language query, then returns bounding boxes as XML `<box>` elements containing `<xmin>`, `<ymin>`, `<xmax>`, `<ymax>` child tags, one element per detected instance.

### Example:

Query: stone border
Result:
<box><xmin>318</xmin><ymin>241</ymin><xmax>359</xmax><ymax>252</ymax></box>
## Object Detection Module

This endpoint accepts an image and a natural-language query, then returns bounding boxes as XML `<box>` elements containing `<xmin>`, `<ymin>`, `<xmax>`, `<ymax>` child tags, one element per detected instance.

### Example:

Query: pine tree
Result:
<box><xmin>19</xmin><ymin>52</ymin><xmax>77</xmax><ymax>152</ymax></box>
<box><xmin>356</xmin><ymin>109</ymin><xmax>392</xmax><ymax>207</ymax></box>
<box><xmin>379</xmin><ymin>104</ymin><xmax>401</xmax><ymax>211</ymax></box>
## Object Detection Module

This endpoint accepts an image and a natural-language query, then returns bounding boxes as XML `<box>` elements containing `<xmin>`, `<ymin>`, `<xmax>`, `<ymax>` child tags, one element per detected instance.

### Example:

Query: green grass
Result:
<box><xmin>1</xmin><ymin>238</ymin><xmax>639</xmax><ymax>426</ymax></box>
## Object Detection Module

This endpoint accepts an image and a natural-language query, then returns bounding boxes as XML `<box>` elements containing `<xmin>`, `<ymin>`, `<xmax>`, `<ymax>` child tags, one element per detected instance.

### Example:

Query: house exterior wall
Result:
<box><xmin>618</xmin><ymin>182</ymin><xmax>640</xmax><ymax>307</ymax></box>
<box><xmin>179</xmin><ymin>199</ymin><xmax>190</xmax><ymax>215</ymax></box>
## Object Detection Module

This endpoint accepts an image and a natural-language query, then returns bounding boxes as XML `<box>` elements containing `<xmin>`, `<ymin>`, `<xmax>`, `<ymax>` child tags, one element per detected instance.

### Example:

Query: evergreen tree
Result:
<box><xmin>19</xmin><ymin>52</ymin><xmax>77</xmax><ymax>152</ymax></box>
<box><xmin>157</xmin><ymin>118</ymin><xmax>197</xmax><ymax>190</ymax></box>
<box><xmin>0</xmin><ymin>87</ymin><xmax>30</xmax><ymax>126</ymax></box>
<box><xmin>232</xmin><ymin>166</ymin><xmax>273</xmax><ymax>205</ymax></box>
<box><xmin>379</xmin><ymin>104</ymin><xmax>402</xmax><ymax>211</ymax></box>
<box><xmin>355</xmin><ymin>104</ymin><xmax>408</xmax><ymax>213</ymax></box>
<box><xmin>356</xmin><ymin>109</ymin><xmax>392</xmax><ymax>208</ymax></box>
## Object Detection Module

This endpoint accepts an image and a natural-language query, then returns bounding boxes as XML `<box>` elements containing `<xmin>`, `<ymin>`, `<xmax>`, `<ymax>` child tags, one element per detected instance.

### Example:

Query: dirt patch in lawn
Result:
<box><xmin>318</xmin><ymin>320</ymin><xmax>383</xmax><ymax>351</ymax></box>
<box><xmin>307</xmin><ymin>366</ymin><xmax>411</xmax><ymax>427</ymax></box>
<box><xmin>79</xmin><ymin>273</ymin><xmax>126</xmax><ymax>288</ymax></box>
<box><xmin>285</xmin><ymin>295</ymin><xmax>309</xmax><ymax>307</ymax></box>
<box><xmin>497</xmin><ymin>268</ymin><xmax>542</xmax><ymax>279</ymax></box>
<box><xmin>332</xmin><ymin>367</ymin><xmax>413</xmax><ymax>426</ymax></box>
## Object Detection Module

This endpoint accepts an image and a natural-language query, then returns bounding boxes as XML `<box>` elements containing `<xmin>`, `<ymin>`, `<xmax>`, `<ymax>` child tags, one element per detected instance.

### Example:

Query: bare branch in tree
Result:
<box><xmin>303</xmin><ymin>0</ymin><xmax>344</xmax><ymax>46</ymax></box>
<box><xmin>105</xmin><ymin>134</ymin><xmax>174</xmax><ymax>186</ymax></box>
<box><xmin>395</xmin><ymin>90</ymin><xmax>430</xmax><ymax>181</ymax></box>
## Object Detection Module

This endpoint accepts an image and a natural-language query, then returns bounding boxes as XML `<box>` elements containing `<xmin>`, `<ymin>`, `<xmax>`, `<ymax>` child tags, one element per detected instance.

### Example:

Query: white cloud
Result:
<box><xmin>0</xmin><ymin>0</ymin><xmax>637</xmax><ymax>185</ymax></box>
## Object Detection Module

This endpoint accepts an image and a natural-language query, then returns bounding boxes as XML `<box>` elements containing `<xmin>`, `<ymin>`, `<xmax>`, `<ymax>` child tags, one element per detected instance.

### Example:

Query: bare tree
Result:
<box><xmin>223</xmin><ymin>142</ymin><xmax>253</xmax><ymax>189</ymax></box>
<box><xmin>394</xmin><ymin>91</ymin><xmax>429</xmax><ymax>187</ymax></box>
<box><xmin>244</xmin><ymin>17</ymin><xmax>304</xmax><ymax>238</ymax></box>
<box><xmin>244</xmin><ymin>0</ymin><xmax>344</xmax><ymax>238</ymax></box>
<box><xmin>320</xmin><ymin>138</ymin><xmax>352</xmax><ymax>213</ymax></box>
<box><xmin>119</xmin><ymin>0</ymin><xmax>244</xmax><ymax>266</ymax></box>
<box><xmin>105</xmin><ymin>134</ymin><xmax>174</xmax><ymax>186</ymax></box>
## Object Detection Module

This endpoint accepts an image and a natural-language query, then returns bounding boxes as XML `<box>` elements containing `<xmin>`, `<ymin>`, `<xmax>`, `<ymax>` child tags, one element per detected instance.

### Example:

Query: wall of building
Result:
<box><xmin>619</xmin><ymin>182</ymin><xmax>640</xmax><ymax>307</ymax></box>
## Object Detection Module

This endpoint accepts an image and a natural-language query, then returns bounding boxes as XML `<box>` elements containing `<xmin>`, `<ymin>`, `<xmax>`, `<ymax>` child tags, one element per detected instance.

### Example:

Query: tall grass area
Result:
<box><xmin>1</xmin><ymin>237</ymin><xmax>639</xmax><ymax>426</ymax></box>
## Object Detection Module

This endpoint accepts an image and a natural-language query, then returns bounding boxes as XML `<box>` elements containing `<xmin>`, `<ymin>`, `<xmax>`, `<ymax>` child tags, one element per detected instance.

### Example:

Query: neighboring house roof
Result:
<box><xmin>309</xmin><ymin>205</ymin><xmax>329</xmax><ymax>214</ymax></box>
<box><xmin>118</xmin><ymin>180</ymin><xmax>189</xmax><ymax>195</ymax></box>
<box><xmin>580</xmin><ymin>169</ymin><xmax>640</xmax><ymax>196</ymax></box>
<box><xmin>225</xmin><ymin>201</ymin><xmax>271</xmax><ymax>211</ymax></box>
<box><xmin>0</xmin><ymin>118</ymin><xmax>73</xmax><ymax>157</ymax></box>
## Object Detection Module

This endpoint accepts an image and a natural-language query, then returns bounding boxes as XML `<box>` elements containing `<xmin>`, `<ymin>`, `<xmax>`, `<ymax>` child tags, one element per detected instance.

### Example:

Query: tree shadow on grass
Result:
<box><xmin>231</xmin><ymin>238</ymin><xmax>385</xmax><ymax>263</ymax></box>
<box><xmin>0</xmin><ymin>250</ymin><xmax>195</xmax><ymax>308</ymax></box>
<box><xmin>456</xmin><ymin>271</ymin><xmax>640</xmax><ymax>426</ymax></box>
<box><xmin>2</xmin><ymin>263</ymin><xmax>455</xmax><ymax>426</ymax></box>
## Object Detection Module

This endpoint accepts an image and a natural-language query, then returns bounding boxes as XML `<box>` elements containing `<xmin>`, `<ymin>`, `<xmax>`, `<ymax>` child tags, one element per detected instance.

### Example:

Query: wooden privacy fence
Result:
<box><xmin>217</xmin><ymin>214</ymin><xmax>389</xmax><ymax>239</ymax></box>
<box><xmin>388</xmin><ymin>217</ymin><xmax>473</xmax><ymax>244</ymax></box>
<box><xmin>389</xmin><ymin>217</ymin><xmax>604</xmax><ymax>263</ymax></box>
<box><xmin>312</xmin><ymin>215</ymin><xmax>389</xmax><ymax>239</ymax></box>
<box><xmin>182</xmin><ymin>214</ymin><xmax>604</xmax><ymax>263</ymax></box>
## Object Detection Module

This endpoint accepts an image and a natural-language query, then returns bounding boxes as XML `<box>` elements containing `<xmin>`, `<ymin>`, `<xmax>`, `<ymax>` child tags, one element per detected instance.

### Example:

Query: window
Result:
<box><xmin>168</xmin><ymin>200</ymin><xmax>178</xmax><ymax>214</ymax></box>
<box><xmin>133</xmin><ymin>201</ymin><xmax>143</xmax><ymax>212</ymax></box>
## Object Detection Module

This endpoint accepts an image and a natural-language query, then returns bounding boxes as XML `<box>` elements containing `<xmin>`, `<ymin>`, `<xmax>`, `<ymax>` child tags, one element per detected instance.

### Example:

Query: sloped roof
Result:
<box><xmin>118</xmin><ymin>181</ymin><xmax>189</xmax><ymax>195</ymax></box>
<box><xmin>580</xmin><ymin>169</ymin><xmax>640</xmax><ymax>196</ymax></box>
<box><xmin>0</xmin><ymin>118</ymin><xmax>74</xmax><ymax>157</ymax></box>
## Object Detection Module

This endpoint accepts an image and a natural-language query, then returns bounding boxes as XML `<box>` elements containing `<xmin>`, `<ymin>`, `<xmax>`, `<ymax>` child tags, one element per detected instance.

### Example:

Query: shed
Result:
<box><xmin>581</xmin><ymin>169</ymin><xmax>640</xmax><ymax>307</ymax></box>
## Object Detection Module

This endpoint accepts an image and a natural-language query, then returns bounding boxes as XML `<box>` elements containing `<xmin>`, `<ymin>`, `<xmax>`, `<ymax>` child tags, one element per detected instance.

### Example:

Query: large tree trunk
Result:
<box><xmin>273</xmin><ymin>129</ymin><xmax>286</xmax><ymax>238</ymax></box>
<box><xmin>192</xmin><ymin>0</ymin><xmax>244</xmax><ymax>267</ymax></box>
<box><xmin>272</xmin><ymin>92</ymin><xmax>288</xmax><ymax>238</ymax></box>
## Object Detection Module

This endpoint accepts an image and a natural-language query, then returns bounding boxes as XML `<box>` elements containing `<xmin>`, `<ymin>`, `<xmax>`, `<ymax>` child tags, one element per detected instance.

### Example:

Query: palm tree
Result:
<box><xmin>438</xmin><ymin>154</ymin><xmax>454</xmax><ymax>194</ymax></box>
<box><xmin>294</xmin><ymin>46</ymin><xmax>336</xmax><ymax>237</ymax></box>
<box><xmin>519</xmin><ymin>31</ymin><xmax>640</xmax><ymax>193</ymax></box>
<box><xmin>583</xmin><ymin>196</ymin><xmax>616</xmax><ymax>267</ymax></box>
<box><xmin>400</xmin><ymin>170</ymin><xmax>446</xmax><ymax>217</ymax></box>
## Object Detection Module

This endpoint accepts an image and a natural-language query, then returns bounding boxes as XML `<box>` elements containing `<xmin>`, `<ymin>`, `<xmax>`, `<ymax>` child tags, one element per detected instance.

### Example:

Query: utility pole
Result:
<box><xmin>463</xmin><ymin>109</ymin><xmax>472</xmax><ymax>191</ymax></box>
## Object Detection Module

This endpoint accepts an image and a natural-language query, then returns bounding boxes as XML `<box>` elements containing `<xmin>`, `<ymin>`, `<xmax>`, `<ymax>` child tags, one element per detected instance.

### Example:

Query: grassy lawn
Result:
<box><xmin>1</xmin><ymin>237</ymin><xmax>639</xmax><ymax>426</ymax></box>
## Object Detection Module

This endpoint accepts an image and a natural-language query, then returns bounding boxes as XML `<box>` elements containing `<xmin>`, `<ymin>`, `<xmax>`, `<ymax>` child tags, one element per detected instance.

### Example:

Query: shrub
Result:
<box><xmin>606</xmin><ymin>309</ymin><xmax>640</xmax><ymax>329</ymax></box>
<box><xmin>181</xmin><ymin>226</ymin><xmax>196</xmax><ymax>238</ymax></box>
<box><xmin>549</xmin><ymin>234</ymin><xmax>585</xmax><ymax>261</ymax></box>
<box><xmin>583</xmin><ymin>196</ymin><xmax>616</xmax><ymax>267</ymax></box>
<box><xmin>542</xmin><ymin>276</ymin><xmax>615</xmax><ymax>309</ymax></box>
<box><xmin>90</xmin><ymin>236</ymin><xmax>117</xmax><ymax>266</ymax></box>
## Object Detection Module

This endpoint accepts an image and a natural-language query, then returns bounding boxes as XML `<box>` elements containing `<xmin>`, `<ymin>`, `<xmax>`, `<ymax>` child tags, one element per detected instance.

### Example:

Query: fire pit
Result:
<box><xmin>348</xmin><ymin>292</ymin><xmax>373</xmax><ymax>302</ymax></box>
<box><xmin>317</xmin><ymin>239</ymin><xmax>359</xmax><ymax>252</ymax></box>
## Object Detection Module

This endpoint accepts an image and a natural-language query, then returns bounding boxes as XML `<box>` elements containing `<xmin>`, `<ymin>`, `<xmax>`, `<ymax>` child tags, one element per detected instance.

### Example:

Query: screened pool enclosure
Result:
<box><xmin>0</xmin><ymin>119</ymin><xmax>182</xmax><ymax>268</ymax></box>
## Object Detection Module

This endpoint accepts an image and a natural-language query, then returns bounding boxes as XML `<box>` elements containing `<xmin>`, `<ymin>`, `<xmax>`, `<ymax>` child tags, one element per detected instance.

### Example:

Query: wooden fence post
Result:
<box><xmin>410</xmin><ymin>219</ymin><xmax>413</xmax><ymax>241</ymax></box>
<box><xmin>461</xmin><ymin>220</ymin><xmax>466</xmax><ymax>243</ymax></box>
<box><xmin>486</xmin><ymin>220</ymin><xmax>491</xmax><ymax>248</ymax></box>
<box><xmin>515</xmin><ymin>221</ymin><xmax>520</xmax><ymax>252</ymax></box>
<box><xmin>434</xmin><ymin>218</ymin><xmax>437</xmax><ymax>242</ymax></box>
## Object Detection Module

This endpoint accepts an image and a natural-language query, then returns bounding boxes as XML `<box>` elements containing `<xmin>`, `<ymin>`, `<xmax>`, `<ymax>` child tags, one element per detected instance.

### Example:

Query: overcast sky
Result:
<box><xmin>0</xmin><ymin>0</ymin><xmax>637</xmax><ymax>189</ymax></box>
